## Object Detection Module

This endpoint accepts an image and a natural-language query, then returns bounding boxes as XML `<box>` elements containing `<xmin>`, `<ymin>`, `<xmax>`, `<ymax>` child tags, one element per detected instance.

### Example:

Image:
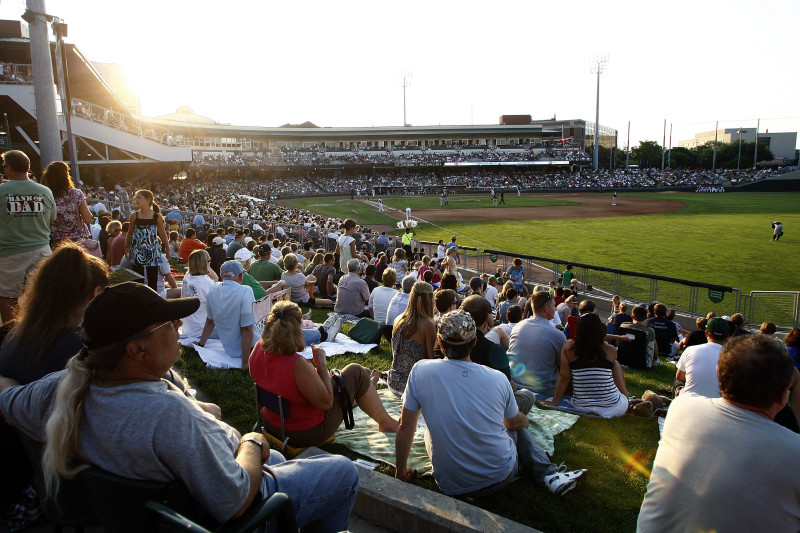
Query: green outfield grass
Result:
<box><xmin>409</xmin><ymin>192</ymin><xmax>799</xmax><ymax>294</ymax></box>
<box><xmin>281</xmin><ymin>197</ymin><xmax>398</xmax><ymax>226</ymax></box>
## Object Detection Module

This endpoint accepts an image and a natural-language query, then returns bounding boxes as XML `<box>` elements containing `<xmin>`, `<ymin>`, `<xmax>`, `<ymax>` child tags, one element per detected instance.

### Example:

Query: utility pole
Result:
<box><xmin>24</xmin><ymin>0</ymin><xmax>62</xmax><ymax>171</ymax></box>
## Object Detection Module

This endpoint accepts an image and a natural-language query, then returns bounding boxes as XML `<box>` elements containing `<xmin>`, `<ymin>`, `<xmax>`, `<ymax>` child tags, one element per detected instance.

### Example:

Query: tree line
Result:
<box><xmin>595</xmin><ymin>140</ymin><xmax>781</xmax><ymax>170</ymax></box>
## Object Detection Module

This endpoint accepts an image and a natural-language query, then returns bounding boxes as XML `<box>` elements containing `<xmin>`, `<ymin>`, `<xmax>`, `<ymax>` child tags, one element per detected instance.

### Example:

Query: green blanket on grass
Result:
<box><xmin>334</xmin><ymin>388</ymin><xmax>579</xmax><ymax>474</ymax></box>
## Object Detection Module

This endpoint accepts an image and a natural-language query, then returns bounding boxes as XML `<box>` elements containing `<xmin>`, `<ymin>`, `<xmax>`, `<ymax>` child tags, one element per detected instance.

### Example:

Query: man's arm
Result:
<box><xmin>240</xmin><ymin>326</ymin><xmax>254</xmax><ymax>369</ymax></box>
<box><xmin>231</xmin><ymin>432</ymin><xmax>269</xmax><ymax>519</ymax></box>
<box><xmin>196</xmin><ymin>318</ymin><xmax>215</xmax><ymax>346</ymax></box>
<box><xmin>504</xmin><ymin>411</ymin><xmax>529</xmax><ymax>430</ymax></box>
<box><xmin>395</xmin><ymin>407</ymin><xmax>420</xmax><ymax>482</ymax></box>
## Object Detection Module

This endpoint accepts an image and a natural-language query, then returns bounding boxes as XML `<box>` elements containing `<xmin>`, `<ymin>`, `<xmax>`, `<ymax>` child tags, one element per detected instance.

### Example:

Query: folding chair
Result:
<box><xmin>145</xmin><ymin>494</ymin><xmax>296</xmax><ymax>533</ymax></box>
<box><xmin>253</xmin><ymin>288</ymin><xmax>290</xmax><ymax>337</ymax></box>
<box><xmin>14</xmin><ymin>430</ymin><xmax>98</xmax><ymax>532</ymax></box>
<box><xmin>253</xmin><ymin>384</ymin><xmax>333</xmax><ymax>457</ymax></box>
<box><xmin>80</xmin><ymin>466</ymin><xmax>293</xmax><ymax>533</ymax></box>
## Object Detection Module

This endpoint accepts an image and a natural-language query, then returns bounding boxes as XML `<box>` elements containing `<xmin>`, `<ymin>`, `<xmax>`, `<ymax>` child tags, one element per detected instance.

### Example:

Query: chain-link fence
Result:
<box><xmin>748</xmin><ymin>292</ymin><xmax>800</xmax><ymax>330</ymax></box>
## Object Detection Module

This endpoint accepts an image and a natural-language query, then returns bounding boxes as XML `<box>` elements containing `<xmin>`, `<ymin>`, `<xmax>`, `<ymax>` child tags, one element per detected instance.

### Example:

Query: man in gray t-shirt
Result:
<box><xmin>0</xmin><ymin>282</ymin><xmax>359</xmax><ymax>530</ymax></box>
<box><xmin>395</xmin><ymin>310</ymin><xmax>585</xmax><ymax>497</ymax></box>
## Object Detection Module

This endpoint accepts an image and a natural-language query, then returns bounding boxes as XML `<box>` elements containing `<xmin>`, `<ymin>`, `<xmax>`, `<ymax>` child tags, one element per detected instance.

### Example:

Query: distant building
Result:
<box><xmin>679</xmin><ymin>129</ymin><xmax>797</xmax><ymax>161</ymax></box>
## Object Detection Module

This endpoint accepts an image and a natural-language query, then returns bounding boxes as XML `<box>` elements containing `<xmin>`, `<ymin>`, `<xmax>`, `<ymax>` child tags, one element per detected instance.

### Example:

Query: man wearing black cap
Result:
<box><xmin>676</xmin><ymin>317</ymin><xmax>729</xmax><ymax>398</ymax></box>
<box><xmin>0</xmin><ymin>282</ymin><xmax>360</xmax><ymax>531</ymax></box>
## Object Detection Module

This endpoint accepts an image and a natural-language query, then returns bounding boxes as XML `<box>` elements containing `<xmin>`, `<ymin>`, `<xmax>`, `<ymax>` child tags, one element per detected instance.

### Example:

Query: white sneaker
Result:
<box><xmin>324</xmin><ymin>318</ymin><xmax>342</xmax><ymax>342</ymax></box>
<box><xmin>320</xmin><ymin>315</ymin><xmax>337</xmax><ymax>329</ymax></box>
<box><xmin>543</xmin><ymin>467</ymin><xmax>586</xmax><ymax>496</ymax></box>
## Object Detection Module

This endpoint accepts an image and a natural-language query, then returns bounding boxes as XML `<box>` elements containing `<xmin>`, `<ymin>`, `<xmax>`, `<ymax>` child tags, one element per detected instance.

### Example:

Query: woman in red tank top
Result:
<box><xmin>249</xmin><ymin>301</ymin><xmax>399</xmax><ymax>447</ymax></box>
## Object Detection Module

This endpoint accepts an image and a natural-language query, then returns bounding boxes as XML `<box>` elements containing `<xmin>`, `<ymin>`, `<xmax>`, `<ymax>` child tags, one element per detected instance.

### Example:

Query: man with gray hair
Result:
<box><xmin>385</xmin><ymin>274</ymin><xmax>416</xmax><ymax>327</ymax></box>
<box><xmin>334</xmin><ymin>258</ymin><xmax>370</xmax><ymax>318</ymax></box>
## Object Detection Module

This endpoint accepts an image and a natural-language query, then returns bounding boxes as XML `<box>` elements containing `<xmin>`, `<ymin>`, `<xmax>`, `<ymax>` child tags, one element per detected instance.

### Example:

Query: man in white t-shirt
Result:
<box><xmin>638</xmin><ymin>335</ymin><xmax>800</xmax><ymax>532</ymax></box>
<box><xmin>395</xmin><ymin>310</ymin><xmax>585</xmax><ymax>497</ymax></box>
<box><xmin>676</xmin><ymin>317</ymin><xmax>729</xmax><ymax>398</ymax></box>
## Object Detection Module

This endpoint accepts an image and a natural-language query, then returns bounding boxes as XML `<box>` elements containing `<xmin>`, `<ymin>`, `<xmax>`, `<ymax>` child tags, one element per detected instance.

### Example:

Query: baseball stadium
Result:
<box><xmin>2</xmin><ymin>12</ymin><xmax>800</xmax><ymax>533</ymax></box>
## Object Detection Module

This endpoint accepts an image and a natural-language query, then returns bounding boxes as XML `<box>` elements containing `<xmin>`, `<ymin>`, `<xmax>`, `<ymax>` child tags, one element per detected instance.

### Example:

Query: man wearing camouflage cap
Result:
<box><xmin>395</xmin><ymin>309</ymin><xmax>586</xmax><ymax>497</ymax></box>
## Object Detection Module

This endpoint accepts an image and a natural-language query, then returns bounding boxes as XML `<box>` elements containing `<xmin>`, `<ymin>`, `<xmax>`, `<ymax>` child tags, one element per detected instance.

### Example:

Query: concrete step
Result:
<box><xmin>297</xmin><ymin>447</ymin><xmax>540</xmax><ymax>533</ymax></box>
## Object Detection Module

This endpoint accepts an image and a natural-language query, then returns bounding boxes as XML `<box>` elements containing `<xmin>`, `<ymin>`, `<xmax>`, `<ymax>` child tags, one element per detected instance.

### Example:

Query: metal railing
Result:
<box><xmin>415</xmin><ymin>240</ymin><xmax>751</xmax><ymax>321</ymax></box>
<box><xmin>71</xmin><ymin>98</ymin><xmax>189</xmax><ymax>147</ymax></box>
<box><xmin>0</xmin><ymin>63</ymin><xmax>33</xmax><ymax>84</ymax></box>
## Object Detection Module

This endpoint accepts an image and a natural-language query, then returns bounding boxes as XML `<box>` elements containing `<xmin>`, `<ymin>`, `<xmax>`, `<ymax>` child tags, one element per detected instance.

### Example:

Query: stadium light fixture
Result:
<box><xmin>590</xmin><ymin>55</ymin><xmax>609</xmax><ymax>171</ymax></box>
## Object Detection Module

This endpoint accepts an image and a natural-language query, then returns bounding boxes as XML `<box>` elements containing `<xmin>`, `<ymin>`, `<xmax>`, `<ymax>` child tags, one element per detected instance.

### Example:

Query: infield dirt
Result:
<box><xmin>360</xmin><ymin>193</ymin><xmax>686</xmax><ymax>223</ymax></box>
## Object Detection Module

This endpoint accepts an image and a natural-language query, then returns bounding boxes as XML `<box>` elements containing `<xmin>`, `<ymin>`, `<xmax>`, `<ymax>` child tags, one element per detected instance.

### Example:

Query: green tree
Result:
<box><xmin>631</xmin><ymin>140</ymin><xmax>663</xmax><ymax>169</ymax></box>
<box><xmin>666</xmin><ymin>146</ymin><xmax>696</xmax><ymax>169</ymax></box>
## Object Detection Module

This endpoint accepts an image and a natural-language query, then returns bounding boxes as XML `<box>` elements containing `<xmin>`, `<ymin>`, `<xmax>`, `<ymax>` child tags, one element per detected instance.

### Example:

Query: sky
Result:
<box><xmin>2</xmin><ymin>0</ymin><xmax>799</xmax><ymax>149</ymax></box>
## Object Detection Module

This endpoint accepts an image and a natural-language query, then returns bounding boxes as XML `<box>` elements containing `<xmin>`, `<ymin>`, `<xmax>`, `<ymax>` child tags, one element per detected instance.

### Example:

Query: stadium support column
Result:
<box><xmin>661</xmin><ymin>119</ymin><xmax>666</xmax><ymax>171</ymax></box>
<box><xmin>24</xmin><ymin>0</ymin><xmax>62</xmax><ymax>171</ymax></box>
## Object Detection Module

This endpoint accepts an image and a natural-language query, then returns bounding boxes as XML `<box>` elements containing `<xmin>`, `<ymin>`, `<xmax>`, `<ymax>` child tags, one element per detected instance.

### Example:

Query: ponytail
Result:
<box><xmin>42</xmin><ymin>349</ymin><xmax>93</xmax><ymax>496</ymax></box>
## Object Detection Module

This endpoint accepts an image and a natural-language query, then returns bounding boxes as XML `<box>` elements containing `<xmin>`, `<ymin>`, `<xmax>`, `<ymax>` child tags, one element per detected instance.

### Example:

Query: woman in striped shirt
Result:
<box><xmin>547</xmin><ymin>313</ymin><xmax>629</xmax><ymax>418</ymax></box>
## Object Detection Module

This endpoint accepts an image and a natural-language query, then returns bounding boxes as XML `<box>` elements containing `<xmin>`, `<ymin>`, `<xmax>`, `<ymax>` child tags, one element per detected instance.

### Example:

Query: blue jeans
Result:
<box><xmin>261</xmin><ymin>451</ymin><xmax>359</xmax><ymax>533</ymax></box>
<box><xmin>303</xmin><ymin>328</ymin><xmax>322</xmax><ymax>345</ymax></box>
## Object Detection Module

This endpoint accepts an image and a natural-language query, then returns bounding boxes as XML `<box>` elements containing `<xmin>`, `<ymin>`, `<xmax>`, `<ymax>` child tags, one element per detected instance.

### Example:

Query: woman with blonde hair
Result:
<box><xmin>389</xmin><ymin>247</ymin><xmax>407</xmax><ymax>282</ymax></box>
<box><xmin>179</xmin><ymin>249</ymin><xmax>219</xmax><ymax>340</ymax></box>
<box><xmin>387</xmin><ymin>281</ymin><xmax>436</xmax><ymax>395</ymax></box>
<box><xmin>442</xmin><ymin>246</ymin><xmax>458</xmax><ymax>276</ymax></box>
<box><xmin>249</xmin><ymin>300</ymin><xmax>398</xmax><ymax>447</ymax></box>
<box><xmin>0</xmin><ymin>242</ymin><xmax>108</xmax><ymax>384</ymax></box>
<box><xmin>40</xmin><ymin>161</ymin><xmax>93</xmax><ymax>247</ymax></box>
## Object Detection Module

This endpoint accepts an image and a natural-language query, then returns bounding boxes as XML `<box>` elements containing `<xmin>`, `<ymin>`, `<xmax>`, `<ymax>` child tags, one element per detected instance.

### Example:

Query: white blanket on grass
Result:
<box><xmin>180</xmin><ymin>334</ymin><xmax>378</xmax><ymax>368</ymax></box>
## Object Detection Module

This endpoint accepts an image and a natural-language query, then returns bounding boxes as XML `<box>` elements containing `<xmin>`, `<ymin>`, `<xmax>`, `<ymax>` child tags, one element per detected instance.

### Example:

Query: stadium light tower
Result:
<box><xmin>590</xmin><ymin>55</ymin><xmax>609</xmax><ymax>171</ymax></box>
<box><xmin>401</xmin><ymin>72</ymin><xmax>412</xmax><ymax>127</ymax></box>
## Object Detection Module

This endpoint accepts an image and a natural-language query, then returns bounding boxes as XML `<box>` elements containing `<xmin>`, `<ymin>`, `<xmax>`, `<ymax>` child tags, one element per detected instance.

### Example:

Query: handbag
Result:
<box><xmin>330</xmin><ymin>370</ymin><xmax>355</xmax><ymax>430</ymax></box>
<box><xmin>346</xmin><ymin>317</ymin><xmax>384</xmax><ymax>345</ymax></box>
<box><xmin>79</xmin><ymin>238</ymin><xmax>102</xmax><ymax>258</ymax></box>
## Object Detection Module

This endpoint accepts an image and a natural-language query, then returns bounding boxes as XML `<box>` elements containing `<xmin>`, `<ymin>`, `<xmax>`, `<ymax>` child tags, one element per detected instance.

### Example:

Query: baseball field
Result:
<box><xmin>285</xmin><ymin>191</ymin><xmax>800</xmax><ymax>295</ymax></box>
